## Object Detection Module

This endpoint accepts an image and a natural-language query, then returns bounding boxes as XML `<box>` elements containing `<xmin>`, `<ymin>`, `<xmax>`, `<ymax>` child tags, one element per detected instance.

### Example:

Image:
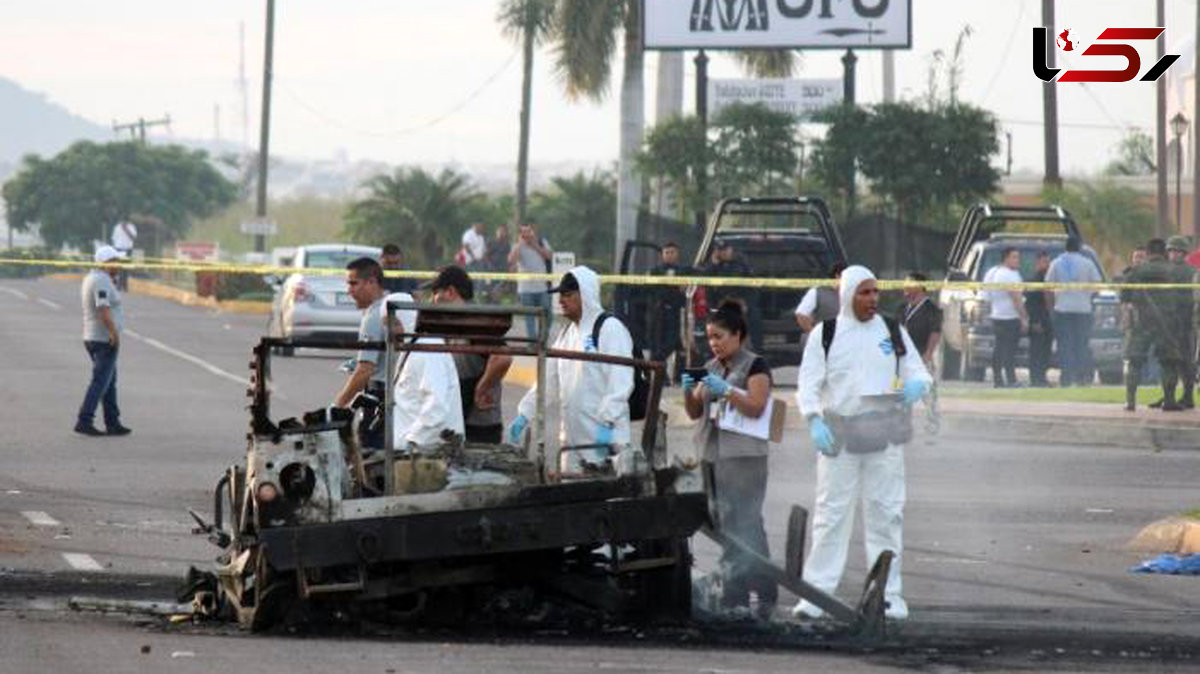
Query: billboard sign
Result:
<box><xmin>175</xmin><ymin>241</ymin><xmax>220</xmax><ymax>263</ymax></box>
<box><xmin>710</xmin><ymin>78</ymin><xmax>842</xmax><ymax>119</ymax></box>
<box><xmin>644</xmin><ymin>0</ymin><xmax>912</xmax><ymax>50</ymax></box>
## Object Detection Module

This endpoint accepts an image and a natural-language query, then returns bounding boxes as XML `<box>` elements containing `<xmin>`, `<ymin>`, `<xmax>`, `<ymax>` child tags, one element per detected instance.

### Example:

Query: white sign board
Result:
<box><xmin>644</xmin><ymin>0</ymin><xmax>911</xmax><ymax>49</ymax></box>
<box><xmin>710</xmin><ymin>78</ymin><xmax>842</xmax><ymax>119</ymax></box>
<box><xmin>175</xmin><ymin>241</ymin><xmax>220</xmax><ymax>263</ymax></box>
<box><xmin>240</xmin><ymin>219</ymin><xmax>278</xmax><ymax>236</ymax></box>
<box><xmin>550</xmin><ymin>252</ymin><xmax>576</xmax><ymax>315</ymax></box>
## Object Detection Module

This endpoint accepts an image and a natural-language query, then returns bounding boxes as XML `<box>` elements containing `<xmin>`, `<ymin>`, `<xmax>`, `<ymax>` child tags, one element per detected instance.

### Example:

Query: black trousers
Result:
<box><xmin>992</xmin><ymin>319</ymin><xmax>1020</xmax><ymax>386</ymax></box>
<box><xmin>1028</xmin><ymin>319</ymin><xmax>1053</xmax><ymax>385</ymax></box>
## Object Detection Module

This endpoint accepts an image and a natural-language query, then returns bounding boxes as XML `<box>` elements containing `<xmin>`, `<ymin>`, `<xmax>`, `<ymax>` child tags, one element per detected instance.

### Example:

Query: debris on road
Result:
<box><xmin>1129</xmin><ymin>553</ymin><xmax>1200</xmax><ymax>575</ymax></box>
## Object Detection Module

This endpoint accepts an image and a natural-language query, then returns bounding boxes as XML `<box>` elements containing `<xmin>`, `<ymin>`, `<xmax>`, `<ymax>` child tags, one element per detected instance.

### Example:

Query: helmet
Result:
<box><xmin>1166</xmin><ymin>235</ymin><xmax>1190</xmax><ymax>253</ymax></box>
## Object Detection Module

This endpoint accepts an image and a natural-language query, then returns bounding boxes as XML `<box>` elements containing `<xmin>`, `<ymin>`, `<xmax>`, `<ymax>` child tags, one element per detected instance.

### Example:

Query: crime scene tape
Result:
<box><xmin>2</xmin><ymin>256</ymin><xmax>1200</xmax><ymax>291</ymax></box>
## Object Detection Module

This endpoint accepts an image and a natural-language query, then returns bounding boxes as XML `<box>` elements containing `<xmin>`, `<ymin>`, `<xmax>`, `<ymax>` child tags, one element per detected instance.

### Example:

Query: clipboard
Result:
<box><xmin>718</xmin><ymin>395</ymin><xmax>788</xmax><ymax>443</ymax></box>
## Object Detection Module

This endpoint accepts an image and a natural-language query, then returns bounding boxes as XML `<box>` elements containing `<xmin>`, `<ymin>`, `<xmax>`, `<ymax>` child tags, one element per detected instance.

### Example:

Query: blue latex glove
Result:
<box><xmin>702</xmin><ymin>373</ymin><xmax>731</xmax><ymax>398</ymax></box>
<box><xmin>902</xmin><ymin>379</ymin><xmax>930</xmax><ymax>405</ymax></box>
<box><xmin>595</xmin><ymin>424</ymin><xmax>614</xmax><ymax>446</ymax></box>
<box><xmin>507</xmin><ymin>414</ymin><xmax>529</xmax><ymax>444</ymax></box>
<box><xmin>681</xmin><ymin>373</ymin><xmax>697</xmax><ymax>393</ymax></box>
<box><xmin>809</xmin><ymin>417</ymin><xmax>836</xmax><ymax>456</ymax></box>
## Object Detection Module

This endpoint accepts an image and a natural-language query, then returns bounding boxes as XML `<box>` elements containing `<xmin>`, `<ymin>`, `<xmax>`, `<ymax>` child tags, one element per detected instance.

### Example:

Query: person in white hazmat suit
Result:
<box><xmin>386</xmin><ymin>292</ymin><xmax>465</xmax><ymax>451</ymax></box>
<box><xmin>793</xmin><ymin>265</ymin><xmax>931</xmax><ymax>620</ymax></box>
<box><xmin>508</xmin><ymin>266</ymin><xmax>635</xmax><ymax>472</ymax></box>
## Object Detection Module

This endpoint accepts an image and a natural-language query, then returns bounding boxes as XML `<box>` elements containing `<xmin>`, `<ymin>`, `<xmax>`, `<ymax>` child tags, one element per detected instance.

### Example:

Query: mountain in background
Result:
<box><xmin>0</xmin><ymin>77</ymin><xmax>108</xmax><ymax>169</ymax></box>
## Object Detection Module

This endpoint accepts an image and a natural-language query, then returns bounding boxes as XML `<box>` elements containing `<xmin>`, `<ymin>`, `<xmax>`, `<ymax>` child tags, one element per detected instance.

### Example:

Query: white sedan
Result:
<box><xmin>268</xmin><ymin>243</ymin><xmax>381</xmax><ymax>355</ymax></box>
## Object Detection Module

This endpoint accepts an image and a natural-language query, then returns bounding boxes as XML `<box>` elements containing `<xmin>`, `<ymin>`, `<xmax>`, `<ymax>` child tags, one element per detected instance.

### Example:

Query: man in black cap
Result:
<box><xmin>427</xmin><ymin>265</ymin><xmax>513</xmax><ymax>443</ymax></box>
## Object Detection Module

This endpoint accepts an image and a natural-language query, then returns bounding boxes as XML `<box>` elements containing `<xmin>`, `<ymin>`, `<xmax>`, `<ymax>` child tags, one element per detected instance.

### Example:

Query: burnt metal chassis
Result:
<box><xmin>226</xmin><ymin>303</ymin><xmax>889</xmax><ymax>634</ymax></box>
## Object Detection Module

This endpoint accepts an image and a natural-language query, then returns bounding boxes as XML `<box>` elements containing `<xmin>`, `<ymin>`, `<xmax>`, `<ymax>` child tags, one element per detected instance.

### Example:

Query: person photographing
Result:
<box><xmin>682</xmin><ymin>299</ymin><xmax>777</xmax><ymax>619</ymax></box>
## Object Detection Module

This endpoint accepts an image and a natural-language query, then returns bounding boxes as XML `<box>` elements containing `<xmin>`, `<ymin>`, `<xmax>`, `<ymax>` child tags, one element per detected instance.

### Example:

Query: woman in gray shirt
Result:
<box><xmin>683</xmin><ymin>299</ymin><xmax>776</xmax><ymax>618</ymax></box>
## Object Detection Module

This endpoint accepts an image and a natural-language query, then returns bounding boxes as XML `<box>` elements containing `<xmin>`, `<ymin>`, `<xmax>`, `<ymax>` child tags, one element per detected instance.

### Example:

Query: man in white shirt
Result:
<box><xmin>460</xmin><ymin>223</ymin><xmax>488</xmax><ymax>269</ymax></box>
<box><xmin>76</xmin><ymin>246</ymin><xmax>132</xmax><ymax>436</ymax></box>
<box><xmin>794</xmin><ymin>265</ymin><xmax>932</xmax><ymax>621</ymax></box>
<box><xmin>983</xmin><ymin>248</ymin><xmax>1028</xmax><ymax>388</ymax></box>
<box><xmin>388</xmin><ymin>293</ymin><xmax>465</xmax><ymax>450</ymax></box>
<box><xmin>1046</xmin><ymin>236</ymin><xmax>1102</xmax><ymax>386</ymax></box>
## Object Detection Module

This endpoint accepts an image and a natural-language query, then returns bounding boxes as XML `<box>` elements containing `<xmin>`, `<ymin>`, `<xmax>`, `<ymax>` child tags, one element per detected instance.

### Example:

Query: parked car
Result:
<box><xmin>939</xmin><ymin>204</ymin><xmax>1122</xmax><ymax>384</ymax></box>
<box><xmin>267</xmin><ymin>244</ymin><xmax>382</xmax><ymax>355</ymax></box>
<box><xmin>685</xmin><ymin>197</ymin><xmax>847</xmax><ymax>368</ymax></box>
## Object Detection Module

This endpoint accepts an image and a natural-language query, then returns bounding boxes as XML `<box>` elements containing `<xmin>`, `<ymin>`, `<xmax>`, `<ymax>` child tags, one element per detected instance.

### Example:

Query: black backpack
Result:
<box><xmin>821</xmin><ymin>316</ymin><xmax>906</xmax><ymax>368</ymax></box>
<box><xmin>591</xmin><ymin>312</ymin><xmax>651</xmax><ymax>421</ymax></box>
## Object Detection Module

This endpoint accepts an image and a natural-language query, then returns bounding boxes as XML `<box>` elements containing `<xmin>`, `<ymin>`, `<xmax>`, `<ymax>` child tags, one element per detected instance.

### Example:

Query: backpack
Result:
<box><xmin>591</xmin><ymin>312</ymin><xmax>651</xmax><ymax>421</ymax></box>
<box><xmin>822</xmin><ymin>316</ymin><xmax>906</xmax><ymax>373</ymax></box>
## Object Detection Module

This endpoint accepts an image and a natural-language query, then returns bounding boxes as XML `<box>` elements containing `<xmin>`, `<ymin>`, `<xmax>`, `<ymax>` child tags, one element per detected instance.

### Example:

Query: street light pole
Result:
<box><xmin>1172</xmin><ymin>112</ymin><xmax>1189</xmax><ymax>232</ymax></box>
<box><xmin>254</xmin><ymin>0</ymin><xmax>276</xmax><ymax>254</ymax></box>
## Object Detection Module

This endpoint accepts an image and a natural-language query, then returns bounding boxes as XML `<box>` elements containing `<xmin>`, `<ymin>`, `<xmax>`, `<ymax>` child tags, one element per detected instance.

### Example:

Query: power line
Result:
<box><xmin>1000</xmin><ymin>118</ymin><xmax>1130</xmax><ymax>130</ymax></box>
<box><xmin>979</xmin><ymin>0</ymin><xmax>1026</xmax><ymax>104</ymax></box>
<box><xmin>276</xmin><ymin>49</ymin><xmax>519</xmax><ymax>139</ymax></box>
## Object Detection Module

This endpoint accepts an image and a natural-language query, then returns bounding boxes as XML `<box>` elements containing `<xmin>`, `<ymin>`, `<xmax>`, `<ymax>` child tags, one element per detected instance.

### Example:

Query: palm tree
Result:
<box><xmin>497</xmin><ymin>0</ymin><xmax>558</xmax><ymax>226</ymax></box>
<box><xmin>344</xmin><ymin>167</ymin><xmax>481</xmax><ymax>266</ymax></box>
<box><xmin>553</xmin><ymin>0</ymin><xmax>642</xmax><ymax>268</ymax></box>
<box><xmin>732</xmin><ymin>50</ymin><xmax>802</xmax><ymax>78</ymax></box>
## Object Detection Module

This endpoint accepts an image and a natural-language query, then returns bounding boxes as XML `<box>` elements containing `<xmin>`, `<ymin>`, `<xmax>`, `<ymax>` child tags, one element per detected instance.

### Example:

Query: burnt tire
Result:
<box><xmin>241</xmin><ymin>553</ymin><xmax>296</xmax><ymax>633</ymax></box>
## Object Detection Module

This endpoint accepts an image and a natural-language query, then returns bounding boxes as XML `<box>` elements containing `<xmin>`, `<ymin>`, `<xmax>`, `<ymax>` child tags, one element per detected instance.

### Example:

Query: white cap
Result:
<box><xmin>94</xmin><ymin>245</ymin><xmax>126</xmax><ymax>263</ymax></box>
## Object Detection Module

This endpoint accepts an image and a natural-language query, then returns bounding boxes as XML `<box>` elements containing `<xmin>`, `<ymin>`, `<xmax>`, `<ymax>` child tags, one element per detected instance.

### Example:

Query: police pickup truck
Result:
<box><xmin>685</xmin><ymin>196</ymin><xmax>848</xmax><ymax>368</ymax></box>
<box><xmin>938</xmin><ymin>204</ymin><xmax>1122</xmax><ymax>384</ymax></box>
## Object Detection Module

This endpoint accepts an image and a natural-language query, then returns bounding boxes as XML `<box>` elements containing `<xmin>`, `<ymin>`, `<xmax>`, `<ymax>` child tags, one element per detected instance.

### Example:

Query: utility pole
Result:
<box><xmin>254</xmin><ymin>0</ymin><xmax>276</xmax><ymax>254</ymax></box>
<box><xmin>1156</xmin><ymin>0</ymin><xmax>1169</xmax><ymax>236</ymax></box>
<box><xmin>882</xmin><ymin>49</ymin><xmax>895</xmax><ymax>103</ymax></box>
<box><xmin>112</xmin><ymin>115</ymin><xmax>171</xmax><ymax>144</ymax></box>
<box><xmin>1041</xmin><ymin>0</ymin><xmax>1061</xmax><ymax>189</ymax></box>
<box><xmin>694</xmin><ymin>49</ymin><xmax>709</xmax><ymax>231</ymax></box>
<box><xmin>1194</xmin><ymin>0</ymin><xmax>1200</xmax><ymax>241</ymax></box>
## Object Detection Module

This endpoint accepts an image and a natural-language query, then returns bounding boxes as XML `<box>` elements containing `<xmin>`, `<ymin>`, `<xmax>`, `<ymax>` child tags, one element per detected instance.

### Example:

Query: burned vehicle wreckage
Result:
<box><xmin>188</xmin><ymin>300</ymin><xmax>893</xmax><ymax>635</ymax></box>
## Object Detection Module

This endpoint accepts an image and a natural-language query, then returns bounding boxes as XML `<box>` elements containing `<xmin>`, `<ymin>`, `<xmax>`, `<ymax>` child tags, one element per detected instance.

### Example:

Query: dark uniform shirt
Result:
<box><xmin>898</xmin><ymin>297</ymin><xmax>943</xmax><ymax>358</ymax></box>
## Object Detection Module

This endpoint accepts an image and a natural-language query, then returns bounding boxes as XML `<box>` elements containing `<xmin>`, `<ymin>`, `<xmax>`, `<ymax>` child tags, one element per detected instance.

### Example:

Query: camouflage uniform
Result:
<box><xmin>1167</xmin><ymin>236</ymin><xmax>1197</xmax><ymax>407</ymax></box>
<box><xmin>1122</xmin><ymin>252</ymin><xmax>1188</xmax><ymax>410</ymax></box>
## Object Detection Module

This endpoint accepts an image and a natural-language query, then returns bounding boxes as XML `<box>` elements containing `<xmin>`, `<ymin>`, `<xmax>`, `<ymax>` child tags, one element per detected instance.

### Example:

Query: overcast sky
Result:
<box><xmin>2</xmin><ymin>0</ymin><xmax>1197</xmax><ymax>176</ymax></box>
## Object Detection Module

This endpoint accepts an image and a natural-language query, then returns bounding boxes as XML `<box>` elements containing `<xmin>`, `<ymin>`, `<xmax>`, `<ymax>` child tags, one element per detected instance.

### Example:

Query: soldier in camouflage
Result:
<box><xmin>1122</xmin><ymin>239</ymin><xmax>1189</xmax><ymax>411</ymax></box>
<box><xmin>1166</xmin><ymin>236</ymin><xmax>1196</xmax><ymax>409</ymax></box>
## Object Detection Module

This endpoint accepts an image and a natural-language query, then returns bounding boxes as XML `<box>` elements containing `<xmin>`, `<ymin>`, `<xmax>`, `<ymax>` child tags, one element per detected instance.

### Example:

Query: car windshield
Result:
<box><xmin>975</xmin><ymin>245</ymin><xmax>1107</xmax><ymax>281</ymax></box>
<box><xmin>304</xmin><ymin>250</ymin><xmax>375</xmax><ymax>269</ymax></box>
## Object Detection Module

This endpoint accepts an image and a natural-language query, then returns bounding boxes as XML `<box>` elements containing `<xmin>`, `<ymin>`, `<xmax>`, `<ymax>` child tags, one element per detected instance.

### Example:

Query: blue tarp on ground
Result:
<box><xmin>1130</xmin><ymin>553</ymin><xmax>1200</xmax><ymax>575</ymax></box>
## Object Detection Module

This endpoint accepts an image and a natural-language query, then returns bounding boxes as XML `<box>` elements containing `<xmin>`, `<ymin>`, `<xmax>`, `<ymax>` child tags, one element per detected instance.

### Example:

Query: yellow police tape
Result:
<box><xmin>1</xmin><ymin>256</ymin><xmax>1199</xmax><ymax>291</ymax></box>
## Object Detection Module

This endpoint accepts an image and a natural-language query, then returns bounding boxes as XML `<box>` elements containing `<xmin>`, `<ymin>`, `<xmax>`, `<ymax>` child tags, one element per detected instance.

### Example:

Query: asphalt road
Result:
<box><xmin>2</xmin><ymin>276</ymin><xmax>1199</xmax><ymax>673</ymax></box>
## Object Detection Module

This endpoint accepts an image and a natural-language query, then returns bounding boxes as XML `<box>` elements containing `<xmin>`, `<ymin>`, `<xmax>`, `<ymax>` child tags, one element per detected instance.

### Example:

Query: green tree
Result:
<box><xmin>710</xmin><ymin>102</ymin><xmax>799</xmax><ymax>197</ymax></box>
<box><xmin>732</xmin><ymin>50</ymin><xmax>802</xmax><ymax>77</ymax></box>
<box><xmin>497</xmin><ymin>0</ymin><xmax>557</xmax><ymax>225</ymax></box>
<box><xmin>811</xmin><ymin>102</ymin><xmax>1000</xmax><ymax>225</ymax></box>
<box><xmin>343</xmin><ymin>167</ymin><xmax>481</xmax><ymax>267</ymax></box>
<box><xmin>1104</xmin><ymin>128</ymin><xmax>1156</xmax><ymax>176</ymax></box>
<box><xmin>1043</xmin><ymin>179</ymin><xmax>1156</xmax><ymax>269</ymax></box>
<box><xmin>529</xmin><ymin>170</ymin><xmax>616</xmax><ymax>267</ymax></box>
<box><xmin>554</xmin><ymin>0</ymin><xmax>642</xmax><ymax>265</ymax></box>
<box><xmin>2</xmin><ymin>141</ymin><xmax>236</xmax><ymax>251</ymax></box>
<box><xmin>636</xmin><ymin>115</ymin><xmax>711</xmax><ymax>221</ymax></box>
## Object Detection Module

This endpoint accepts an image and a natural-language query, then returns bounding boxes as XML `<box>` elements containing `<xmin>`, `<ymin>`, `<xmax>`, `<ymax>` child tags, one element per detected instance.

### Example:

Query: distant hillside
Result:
<box><xmin>0</xmin><ymin>77</ymin><xmax>108</xmax><ymax>165</ymax></box>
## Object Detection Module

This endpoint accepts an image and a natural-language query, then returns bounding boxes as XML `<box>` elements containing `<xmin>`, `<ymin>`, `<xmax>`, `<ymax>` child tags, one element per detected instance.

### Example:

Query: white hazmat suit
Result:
<box><xmin>794</xmin><ymin>265</ymin><xmax>931</xmax><ymax>620</ymax></box>
<box><xmin>386</xmin><ymin>293</ymin><xmax>465</xmax><ymax>450</ymax></box>
<box><xmin>516</xmin><ymin>266</ymin><xmax>634</xmax><ymax>470</ymax></box>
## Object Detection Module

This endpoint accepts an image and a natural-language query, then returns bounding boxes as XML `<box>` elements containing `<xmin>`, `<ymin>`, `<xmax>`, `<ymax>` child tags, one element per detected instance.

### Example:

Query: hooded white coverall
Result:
<box><xmin>794</xmin><ymin>266</ymin><xmax>931</xmax><ymax>619</ymax></box>
<box><xmin>516</xmin><ymin>266</ymin><xmax>634</xmax><ymax>470</ymax></box>
<box><xmin>385</xmin><ymin>293</ymin><xmax>465</xmax><ymax>450</ymax></box>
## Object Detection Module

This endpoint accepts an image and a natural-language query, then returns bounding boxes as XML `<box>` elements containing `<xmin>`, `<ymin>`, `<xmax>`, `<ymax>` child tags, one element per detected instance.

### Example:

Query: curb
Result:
<box><xmin>127</xmin><ymin>278</ymin><xmax>271</xmax><ymax>315</ymax></box>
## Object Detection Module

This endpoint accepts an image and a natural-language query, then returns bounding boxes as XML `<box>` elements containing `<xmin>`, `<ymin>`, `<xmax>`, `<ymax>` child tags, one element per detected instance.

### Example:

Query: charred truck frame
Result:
<box><xmin>194</xmin><ymin>300</ymin><xmax>891</xmax><ymax>635</ymax></box>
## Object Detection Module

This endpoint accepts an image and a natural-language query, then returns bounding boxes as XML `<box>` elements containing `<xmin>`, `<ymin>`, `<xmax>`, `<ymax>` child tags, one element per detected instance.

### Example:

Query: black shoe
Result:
<box><xmin>1124</xmin><ymin>402</ymin><xmax>1136</xmax><ymax>412</ymax></box>
<box><xmin>1149</xmin><ymin>398</ymin><xmax>1164</xmax><ymax>409</ymax></box>
<box><xmin>106</xmin><ymin>425</ymin><xmax>132</xmax><ymax>436</ymax></box>
<box><xmin>74</xmin><ymin>422</ymin><xmax>105</xmax><ymax>437</ymax></box>
<box><xmin>1162</xmin><ymin>402</ymin><xmax>1184</xmax><ymax>412</ymax></box>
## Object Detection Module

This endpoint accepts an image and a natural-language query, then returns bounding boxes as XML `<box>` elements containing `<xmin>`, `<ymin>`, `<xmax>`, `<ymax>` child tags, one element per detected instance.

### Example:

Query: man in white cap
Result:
<box><xmin>75</xmin><ymin>246</ymin><xmax>131</xmax><ymax>436</ymax></box>
<box><xmin>794</xmin><ymin>265</ymin><xmax>931</xmax><ymax>621</ymax></box>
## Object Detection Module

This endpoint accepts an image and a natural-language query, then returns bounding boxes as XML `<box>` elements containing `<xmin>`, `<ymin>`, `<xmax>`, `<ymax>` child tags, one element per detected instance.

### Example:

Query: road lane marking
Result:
<box><xmin>62</xmin><ymin>553</ymin><xmax>104</xmax><ymax>571</ymax></box>
<box><xmin>21</xmin><ymin>511</ymin><xmax>61</xmax><ymax>527</ymax></box>
<box><xmin>125</xmin><ymin>329</ymin><xmax>250</xmax><ymax>387</ymax></box>
<box><xmin>0</xmin><ymin>287</ymin><xmax>30</xmax><ymax>300</ymax></box>
<box><xmin>36</xmin><ymin>297</ymin><xmax>63</xmax><ymax>311</ymax></box>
